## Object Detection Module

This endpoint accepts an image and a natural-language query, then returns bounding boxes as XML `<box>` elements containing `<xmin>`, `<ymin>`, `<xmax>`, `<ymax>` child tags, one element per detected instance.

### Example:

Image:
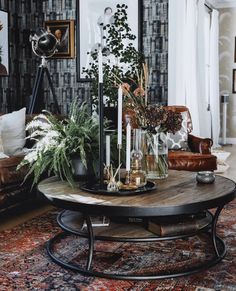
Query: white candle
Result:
<box><xmin>117</xmin><ymin>86</ymin><xmax>123</xmax><ymax>145</ymax></box>
<box><xmin>106</xmin><ymin>135</ymin><xmax>110</xmax><ymax>166</ymax></box>
<box><xmin>98</xmin><ymin>46</ymin><xmax>103</xmax><ymax>83</ymax></box>
<box><xmin>126</xmin><ymin>122</ymin><xmax>131</xmax><ymax>171</ymax></box>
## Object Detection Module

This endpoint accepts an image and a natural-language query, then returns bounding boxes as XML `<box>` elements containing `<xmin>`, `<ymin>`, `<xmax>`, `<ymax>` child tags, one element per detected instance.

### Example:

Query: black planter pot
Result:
<box><xmin>71</xmin><ymin>157</ymin><xmax>95</xmax><ymax>181</ymax></box>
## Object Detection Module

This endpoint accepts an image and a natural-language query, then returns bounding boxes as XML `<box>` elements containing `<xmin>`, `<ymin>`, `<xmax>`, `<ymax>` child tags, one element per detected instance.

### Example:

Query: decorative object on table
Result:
<box><xmin>119</xmin><ymin>71</ymin><xmax>183</xmax><ymax>179</ymax></box>
<box><xmin>145</xmin><ymin>130</ymin><xmax>168</xmax><ymax>179</ymax></box>
<box><xmin>130</xmin><ymin>128</ymin><xmax>147</xmax><ymax>187</ymax></box>
<box><xmin>196</xmin><ymin>171</ymin><xmax>215</xmax><ymax>184</ymax></box>
<box><xmin>107</xmin><ymin>164</ymin><xmax>121</xmax><ymax>192</ymax></box>
<box><xmin>17</xmin><ymin>99</ymin><xmax>99</xmax><ymax>187</ymax></box>
<box><xmin>97</xmin><ymin>44</ymin><xmax>105</xmax><ymax>187</ymax></box>
<box><xmin>78</xmin><ymin>4</ymin><xmax>162</xmax><ymax>193</ymax></box>
<box><xmin>0</xmin><ymin>9</ymin><xmax>9</xmax><ymax>76</ymax></box>
<box><xmin>44</xmin><ymin>20</ymin><xmax>75</xmax><ymax>58</ymax></box>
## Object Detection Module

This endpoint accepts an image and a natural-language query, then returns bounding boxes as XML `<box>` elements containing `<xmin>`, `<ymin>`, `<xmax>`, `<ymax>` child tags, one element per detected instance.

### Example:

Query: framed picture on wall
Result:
<box><xmin>235</xmin><ymin>37</ymin><xmax>236</xmax><ymax>63</ymax></box>
<box><xmin>0</xmin><ymin>9</ymin><xmax>9</xmax><ymax>76</ymax></box>
<box><xmin>233</xmin><ymin>69</ymin><xmax>236</xmax><ymax>93</ymax></box>
<box><xmin>76</xmin><ymin>0</ymin><xmax>142</xmax><ymax>81</ymax></box>
<box><xmin>44</xmin><ymin>20</ymin><xmax>75</xmax><ymax>58</ymax></box>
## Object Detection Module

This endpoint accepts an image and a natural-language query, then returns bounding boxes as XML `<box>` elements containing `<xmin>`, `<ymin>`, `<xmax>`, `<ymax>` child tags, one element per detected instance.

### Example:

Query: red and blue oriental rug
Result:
<box><xmin>0</xmin><ymin>200</ymin><xmax>236</xmax><ymax>290</ymax></box>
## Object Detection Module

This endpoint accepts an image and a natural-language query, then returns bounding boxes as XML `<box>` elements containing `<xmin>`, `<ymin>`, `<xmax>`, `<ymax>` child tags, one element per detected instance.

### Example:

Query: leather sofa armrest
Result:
<box><xmin>188</xmin><ymin>134</ymin><xmax>213</xmax><ymax>154</ymax></box>
<box><xmin>0</xmin><ymin>156</ymin><xmax>24</xmax><ymax>168</ymax></box>
<box><xmin>0</xmin><ymin>156</ymin><xmax>25</xmax><ymax>185</ymax></box>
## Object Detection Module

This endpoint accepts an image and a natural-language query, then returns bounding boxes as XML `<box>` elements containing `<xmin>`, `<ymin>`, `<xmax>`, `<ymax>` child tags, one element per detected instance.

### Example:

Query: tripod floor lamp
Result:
<box><xmin>28</xmin><ymin>29</ymin><xmax>60</xmax><ymax>114</ymax></box>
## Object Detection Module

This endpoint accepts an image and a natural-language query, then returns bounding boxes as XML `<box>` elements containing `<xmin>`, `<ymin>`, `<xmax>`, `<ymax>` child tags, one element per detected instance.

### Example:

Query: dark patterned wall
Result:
<box><xmin>0</xmin><ymin>0</ymin><xmax>168</xmax><ymax>114</ymax></box>
<box><xmin>143</xmin><ymin>0</ymin><xmax>168</xmax><ymax>105</ymax></box>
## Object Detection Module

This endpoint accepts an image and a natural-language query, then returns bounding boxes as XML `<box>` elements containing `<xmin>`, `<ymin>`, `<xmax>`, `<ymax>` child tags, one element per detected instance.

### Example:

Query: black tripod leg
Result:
<box><xmin>28</xmin><ymin>66</ymin><xmax>44</xmax><ymax>114</ymax></box>
<box><xmin>45</xmin><ymin>68</ymin><xmax>61</xmax><ymax>114</ymax></box>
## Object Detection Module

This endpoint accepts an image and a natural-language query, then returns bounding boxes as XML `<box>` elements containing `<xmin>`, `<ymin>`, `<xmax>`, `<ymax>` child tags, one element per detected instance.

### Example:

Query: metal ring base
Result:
<box><xmin>46</xmin><ymin>231</ymin><xmax>226</xmax><ymax>280</ymax></box>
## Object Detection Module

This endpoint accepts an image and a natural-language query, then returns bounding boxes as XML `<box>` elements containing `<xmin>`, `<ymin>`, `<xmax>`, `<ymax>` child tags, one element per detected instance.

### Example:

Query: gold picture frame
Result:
<box><xmin>44</xmin><ymin>20</ymin><xmax>75</xmax><ymax>58</ymax></box>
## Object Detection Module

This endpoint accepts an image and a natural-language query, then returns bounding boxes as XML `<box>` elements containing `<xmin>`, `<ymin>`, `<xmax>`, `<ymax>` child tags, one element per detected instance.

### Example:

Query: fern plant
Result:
<box><xmin>18</xmin><ymin>99</ymin><xmax>99</xmax><ymax>187</ymax></box>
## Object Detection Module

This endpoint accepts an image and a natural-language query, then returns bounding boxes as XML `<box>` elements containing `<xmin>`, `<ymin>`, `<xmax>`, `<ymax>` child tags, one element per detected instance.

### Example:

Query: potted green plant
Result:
<box><xmin>18</xmin><ymin>99</ymin><xmax>99</xmax><ymax>187</ymax></box>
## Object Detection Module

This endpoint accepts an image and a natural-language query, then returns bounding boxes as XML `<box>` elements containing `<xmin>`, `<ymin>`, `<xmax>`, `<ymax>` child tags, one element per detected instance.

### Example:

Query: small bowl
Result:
<box><xmin>196</xmin><ymin>171</ymin><xmax>215</xmax><ymax>184</ymax></box>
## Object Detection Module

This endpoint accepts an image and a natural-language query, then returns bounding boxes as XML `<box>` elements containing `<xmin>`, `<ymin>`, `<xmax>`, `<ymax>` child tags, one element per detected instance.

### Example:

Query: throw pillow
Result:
<box><xmin>0</xmin><ymin>121</ymin><xmax>3</xmax><ymax>153</ymax></box>
<box><xmin>0</xmin><ymin>108</ymin><xmax>26</xmax><ymax>155</ymax></box>
<box><xmin>167</xmin><ymin>111</ymin><xmax>188</xmax><ymax>150</ymax></box>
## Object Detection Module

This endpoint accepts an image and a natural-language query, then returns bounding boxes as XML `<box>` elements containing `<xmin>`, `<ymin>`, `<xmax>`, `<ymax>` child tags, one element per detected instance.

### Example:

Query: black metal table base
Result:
<box><xmin>46</xmin><ymin>207</ymin><xmax>227</xmax><ymax>280</ymax></box>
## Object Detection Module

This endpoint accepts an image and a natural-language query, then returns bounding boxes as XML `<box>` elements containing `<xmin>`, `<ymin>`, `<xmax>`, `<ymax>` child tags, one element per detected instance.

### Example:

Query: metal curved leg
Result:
<box><xmin>85</xmin><ymin>215</ymin><xmax>94</xmax><ymax>270</ymax></box>
<box><xmin>211</xmin><ymin>205</ymin><xmax>225</xmax><ymax>257</ymax></box>
<box><xmin>46</xmin><ymin>210</ymin><xmax>227</xmax><ymax>280</ymax></box>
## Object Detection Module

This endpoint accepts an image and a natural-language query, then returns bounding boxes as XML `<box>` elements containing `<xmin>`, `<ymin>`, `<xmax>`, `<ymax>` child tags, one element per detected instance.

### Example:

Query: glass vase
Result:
<box><xmin>145</xmin><ymin>131</ymin><xmax>168</xmax><ymax>179</ymax></box>
<box><xmin>130</xmin><ymin>128</ymin><xmax>147</xmax><ymax>187</ymax></box>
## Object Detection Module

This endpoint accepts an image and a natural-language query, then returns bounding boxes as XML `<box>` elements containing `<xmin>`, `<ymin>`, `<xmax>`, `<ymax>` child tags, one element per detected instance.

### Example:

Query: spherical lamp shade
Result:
<box><xmin>31</xmin><ymin>29</ymin><xmax>58</xmax><ymax>58</ymax></box>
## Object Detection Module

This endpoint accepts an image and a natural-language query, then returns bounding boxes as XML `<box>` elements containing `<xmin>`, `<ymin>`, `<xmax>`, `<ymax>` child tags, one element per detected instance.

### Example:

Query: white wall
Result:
<box><xmin>219</xmin><ymin>8</ymin><xmax>236</xmax><ymax>142</ymax></box>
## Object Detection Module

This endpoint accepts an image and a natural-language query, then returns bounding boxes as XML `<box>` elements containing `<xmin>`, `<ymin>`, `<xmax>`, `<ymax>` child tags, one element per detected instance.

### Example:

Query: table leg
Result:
<box><xmin>211</xmin><ymin>204</ymin><xmax>225</xmax><ymax>257</ymax></box>
<box><xmin>85</xmin><ymin>215</ymin><xmax>94</xmax><ymax>270</ymax></box>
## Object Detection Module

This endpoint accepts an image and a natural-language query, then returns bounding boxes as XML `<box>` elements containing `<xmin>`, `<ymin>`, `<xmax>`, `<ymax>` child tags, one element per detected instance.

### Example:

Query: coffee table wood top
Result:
<box><xmin>38</xmin><ymin>170</ymin><xmax>236</xmax><ymax>217</ymax></box>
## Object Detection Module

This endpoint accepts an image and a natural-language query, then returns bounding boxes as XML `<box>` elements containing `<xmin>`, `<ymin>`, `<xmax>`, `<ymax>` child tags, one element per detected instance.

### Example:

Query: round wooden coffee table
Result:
<box><xmin>38</xmin><ymin>170</ymin><xmax>236</xmax><ymax>280</ymax></box>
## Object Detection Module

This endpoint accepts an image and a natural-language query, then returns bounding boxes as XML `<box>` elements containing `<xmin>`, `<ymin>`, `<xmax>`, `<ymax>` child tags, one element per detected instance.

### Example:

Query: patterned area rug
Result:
<box><xmin>0</xmin><ymin>200</ymin><xmax>236</xmax><ymax>291</ymax></box>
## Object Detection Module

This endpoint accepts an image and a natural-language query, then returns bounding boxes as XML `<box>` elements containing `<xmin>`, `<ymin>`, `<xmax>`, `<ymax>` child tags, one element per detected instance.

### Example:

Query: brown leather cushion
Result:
<box><xmin>168</xmin><ymin>150</ymin><xmax>217</xmax><ymax>172</ymax></box>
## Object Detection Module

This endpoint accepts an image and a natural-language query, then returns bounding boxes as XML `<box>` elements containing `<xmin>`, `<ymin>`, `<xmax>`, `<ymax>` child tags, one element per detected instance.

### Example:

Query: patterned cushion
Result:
<box><xmin>167</xmin><ymin>111</ymin><xmax>188</xmax><ymax>150</ymax></box>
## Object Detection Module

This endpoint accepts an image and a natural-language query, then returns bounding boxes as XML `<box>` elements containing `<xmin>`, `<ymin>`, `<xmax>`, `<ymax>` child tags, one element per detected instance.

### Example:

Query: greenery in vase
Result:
<box><xmin>82</xmin><ymin>4</ymin><xmax>144</xmax><ymax>106</ymax></box>
<box><xmin>18</xmin><ymin>99</ymin><xmax>99</xmax><ymax>187</ymax></box>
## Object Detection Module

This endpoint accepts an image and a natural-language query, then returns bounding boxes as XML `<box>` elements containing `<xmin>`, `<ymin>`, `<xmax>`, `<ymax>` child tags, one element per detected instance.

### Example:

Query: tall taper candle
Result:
<box><xmin>105</xmin><ymin>135</ymin><xmax>110</xmax><ymax>166</ymax></box>
<box><xmin>117</xmin><ymin>85</ymin><xmax>122</xmax><ymax>145</ymax></box>
<box><xmin>98</xmin><ymin>46</ymin><xmax>103</xmax><ymax>83</ymax></box>
<box><xmin>98</xmin><ymin>44</ymin><xmax>104</xmax><ymax>187</ymax></box>
<box><xmin>126</xmin><ymin>122</ymin><xmax>131</xmax><ymax>171</ymax></box>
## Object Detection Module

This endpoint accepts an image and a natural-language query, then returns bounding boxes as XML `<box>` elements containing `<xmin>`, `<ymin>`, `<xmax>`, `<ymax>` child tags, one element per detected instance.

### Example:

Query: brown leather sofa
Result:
<box><xmin>167</xmin><ymin>106</ymin><xmax>217</xmax><ymax>171</ymax></box>
<box><xmin>0</xmin><ymin>113</ymin><xmax>65</xmax><ymax>213</ymax></box>
<box><xmin>0</xmin><ymin>115</ymin><xmax>34</xmax><ymax>213</ymax></box>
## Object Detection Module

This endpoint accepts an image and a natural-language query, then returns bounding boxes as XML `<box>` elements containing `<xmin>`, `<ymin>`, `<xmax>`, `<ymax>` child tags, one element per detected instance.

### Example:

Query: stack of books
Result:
<box><xmin>147</xmin><ymin>212</ymin><xmax>211</xmax><ymax>236</ymax></box>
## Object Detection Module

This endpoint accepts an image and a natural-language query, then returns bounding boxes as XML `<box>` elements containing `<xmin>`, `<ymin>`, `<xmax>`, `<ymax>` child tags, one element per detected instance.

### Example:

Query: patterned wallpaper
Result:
<box><xmin>0</xmin><ymin>0</ymin><xmax>168</xmax><ymax>114</ymax></box>
<box><xmin>143</xmin><ymin>0</ymin><xmax>168</xmax><ymax>105</ymax></box>
<box><xmin>219</xmin><ymin>7</ymin><xmax>236</xmax><ymax>138</ymax></box>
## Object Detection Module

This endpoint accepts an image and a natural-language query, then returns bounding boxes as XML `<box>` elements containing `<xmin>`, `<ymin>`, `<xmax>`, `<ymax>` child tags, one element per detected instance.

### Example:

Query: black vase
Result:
<box><xmin>71</xmin><ymin>157</ymin><xmax>95</xmax><ymax>181</ymax></box>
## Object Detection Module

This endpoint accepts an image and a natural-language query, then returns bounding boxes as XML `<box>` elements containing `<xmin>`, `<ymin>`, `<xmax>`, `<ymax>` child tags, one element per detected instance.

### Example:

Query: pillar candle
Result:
<box><xmin>105</xmin><ymin>135</ymin><xmax>110</xmax><ymax>166</ymax></box>
<box><xmin>117</xmin><ymin>86</ymin><xmax>122</xmax><ymax>145</ymax></box>
<box><xmin>126</xmin><ymin>122</ymin><xmax>131</xmax><ymax>171</ymax></box>
<box><xmin>98</xmin><ymin>46</ymin><xmax>103</xmax><ymax>83</ymax></box>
